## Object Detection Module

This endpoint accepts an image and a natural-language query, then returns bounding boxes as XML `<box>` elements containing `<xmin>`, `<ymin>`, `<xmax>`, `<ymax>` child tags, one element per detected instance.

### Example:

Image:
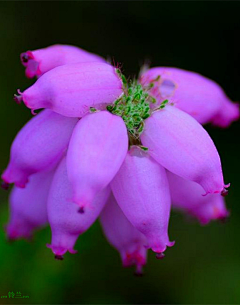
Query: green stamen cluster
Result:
<box><xmin>106</xmin><ymin>69</ymin><xmax>169</xmax><ymax>139</ymax></box>
<box><xmin>107</xmin><ymin>83</ymin><xmax>154</xmax><ymax>138</ymax></box>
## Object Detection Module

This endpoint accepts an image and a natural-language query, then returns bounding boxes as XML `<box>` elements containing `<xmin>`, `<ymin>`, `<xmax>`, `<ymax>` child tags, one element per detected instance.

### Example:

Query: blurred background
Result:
<box><xmin>0</xmin><ymin>1</ymin><xmax>239</xmax><ymax>304</ymax></box>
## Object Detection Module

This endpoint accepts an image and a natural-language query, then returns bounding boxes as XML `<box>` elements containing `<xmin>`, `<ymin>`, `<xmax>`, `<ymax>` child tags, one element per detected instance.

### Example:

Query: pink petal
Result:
<box><xmin>67</xmin><ymin>111</ymin><xmax>128</xmax><ymax>210</ymax></box>
<box><xmin>167</xmin><ymin>171</ymin><xmax>229</xmax><ymax>225</ymax></box>
<box><xmin>100</xmin><ymin>192</ymin><xmax>147</xmax><ymax>273</ymax></box>
<box><xmin>6</xmin><ymin>168</ymin><xmax>55</xmax><ymax>240</ymax></box>
<box><xmin>21</xmin><ymin>62</ymin><xmax>123</xmax><ymax>117</ymax></box>
<box><xmin>140</xmin><ymin>67</ymin><xmax>239</xmax><ymax>126</ymax></box>
<box><xmin>111</xmin><ymin>146</ymin><xmax>174</xmax><ymax>255</ymax></box>
<box><xmin>2</xmin><ymin>110</ymin><xmax>78</xmax><ymax>188</ymax></box>
<box><xmin>21</xmin><ymin>44</ymin><xmax>105</xmax><ymax>78</ymax></box>
<box><xmin>211</xmin><ymin>100</ymin><xmax>240</xmax><ymax>128</ymax></box>
<box><xmin>47</xmin><ymin>157</ymin><xmax>110</xmax><ymax>258</ymax></box>
<box><xmin>140</xmin><ymin>105</ymin><xmax>227</xmax><ymax>195</ymax></box>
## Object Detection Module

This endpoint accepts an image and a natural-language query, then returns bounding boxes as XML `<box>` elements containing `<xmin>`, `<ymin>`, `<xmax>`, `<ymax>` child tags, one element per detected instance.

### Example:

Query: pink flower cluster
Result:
<box><xmin>2</xmin><ymin>44</ymin><xmax>238</xmax><ymax>275</ymax></box>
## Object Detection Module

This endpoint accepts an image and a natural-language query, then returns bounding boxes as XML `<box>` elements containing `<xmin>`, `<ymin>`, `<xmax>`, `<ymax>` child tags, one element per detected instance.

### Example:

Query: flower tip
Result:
<box><xmin>47</xmin><ymin>243</ymin><xmax>77</xmax><ymax>256</ymax></box>
<box><xmin>218</xmin><ymin>215</ymin><xmax>230</xmax><ymax>224</ymax></box>
<box><xmin>6</xmin><ymin>224</ymin><xmax>33</xmax><ymax>241</ymax></box>
<box><xmin>168</xmin><ymin>240</ymin><xmax>175</xmax><ymax>247</ymax></box>
<box><xmin>221</xmin><ymin>188</ymin><xmax>229</xmax><ymax>197</ymax></box>
<box><xmin>155</xmin><ymin>252</ymin><xmax>165</xmax><ymax>260</ymax></box>
<box><xmin>13</xmin><ymin>93</ymin><xmax>23</xmax><ymax>104</ymax></box>
<box><xmin>31</xmin><ymin>109</ymin><xmax>37</xmax><ymax>116</ymax></box>
<box><xmin>1</xmin><ymin>180</ymin><xmax>10</xmax><ymax>190</ymax></box>
<box><xmin>54</xmin><ymin>254</ymin><xmax>64</xmax><ymax>261</ymax></box>
<box><xmin>134</xmin><ymin>265</ymin><xmax>144</xmax><ymax>277</ymax></box>
<box><xmin>20</xmin><ymin>52</ymin><xmax>30</xmax><ymax>64</ymax></box>
<box><xmin>69</xmin><ymin>248</ymin><xmax>78</xmax><ymax>254</ymax></box>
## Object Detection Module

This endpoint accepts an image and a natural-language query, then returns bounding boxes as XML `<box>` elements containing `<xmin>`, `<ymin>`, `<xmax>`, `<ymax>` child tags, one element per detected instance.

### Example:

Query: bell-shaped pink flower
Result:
<box><xmin>111</xmin><ymin>146</ymin><xmax>174</xmax><ymax>255</ymax></box>
<box><xmin>140</xmin><ymin>105</ymin><xmax>228</xmax><ymax>196</ymax></box>
<box><xmin>100</xmin><ymin>193</ymin><xmax>147</xmax><ymax>275</ymax></box>
<box><xmin>167</xmin><ymin>171</ymin><xmax>229</xmax><ymax>225</ymax></box>
<box><xmin>140</xmin><ymin>67</ymin><xmax>239</xmax><ymax>126</ymax></box>
<box><xmin>21</xmin><ymin>44</ymin><xmax>105</xmax><ymax>78</ymax></box>
<box><xmin>47</xmin><ymin>157</ymin><xmax>110</xmax><ymax>259</ymax></box>
<box><xmin>2</xmin><ymin>110</ymin><xmax>78</xmax><ymax>188</ymax></box>
<box><xmin>67</xmin><ymin>111</ymin><xmax>128</xmax><ymax>211</ymax></box>
<box><xmin>2</xmin><ymin>45</ymin><xmax>235</xmax><ymax>272</ymax></box>
<box><xmin>6</xmin><ymin>169</ymin><xmax>55</xmax><ymax>240</ymax></box>
<box><xmin>19</xmin><ymin>62</ymin><xmax>123</xmax><ymax>117</ymax></box>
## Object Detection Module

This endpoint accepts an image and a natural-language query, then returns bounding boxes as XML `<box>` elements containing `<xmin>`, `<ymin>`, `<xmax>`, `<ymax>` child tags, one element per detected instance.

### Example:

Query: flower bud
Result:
<box><xmin>67</xmin><ymin>111</ymin><xmax>128</xmax><ymax>209</ymax></box>
<box><xmin>2</xmin><ymin>110</ymin><xmax>78</xmax><ymax>188</ymax></box>
<box><xmin>47</xmin><ymin>157</ymin><xmax>110</xmax><ymax>259</ymax></box>
<box><xmin>21</xmin><ymin>62</ymin><xmax>123</xmax><ymax>117</ymax></box>
<box><xmin>21</xmin><ymin>44</ymin><xmax>105</xmax><ymax>78</ymax></box>
<box><xmin>111</xmin><ymin>146</ymin><xmax>174</xmax><ymax>255</ymax></box>
<box><xmin>100</xmin><ymin>193</ymin><xmax>147</xmax><ymax>274</ymax></box>
<box><xmin>140</xmin><ymin>67</ymin><xmax>239</xmax><ymax>126</ymax></box>
<box><xmin>167</xmin><ymin>171</ymin><xmax>229</xmax><ymax>225</ymax></box>
<box><xmin>140</xmin><ymin>105</ymin><xmax>228</xmax><ymax>195</ymax></box>
<box><xmin>6</xmin><ymin>169</ymin><xmax>55</xmax><ymax>240</ymax></box>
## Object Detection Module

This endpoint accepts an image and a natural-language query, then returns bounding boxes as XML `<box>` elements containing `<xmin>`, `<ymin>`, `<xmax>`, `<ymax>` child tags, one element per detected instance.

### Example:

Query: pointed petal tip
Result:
<box><xmin>151</xmin><ymin>239</ymin><xmax>175</xmax><ymax>257</ymax></box>
<box><xmin>46</xmin><ymin>243</ymin><xmax>77</xmax><ymax>256</ymax></box>
<box><xmin>68</xmin><ymin>248</ymin><xmax>78</xmax><ymax>254</ymax></box>
<box><xmin>31</xmin><ymin>109</ymin><xmax>38</xmax><ymax>116</ymax></box>
<box><xmin>1</xmin><ymin>170</ymin><xmax>27</xmax><ymax>189</ymax></box>
<box><xmin>168</xmin><ymin>240</ymin><xmax>175</xmax><ymax>247</ymax></box>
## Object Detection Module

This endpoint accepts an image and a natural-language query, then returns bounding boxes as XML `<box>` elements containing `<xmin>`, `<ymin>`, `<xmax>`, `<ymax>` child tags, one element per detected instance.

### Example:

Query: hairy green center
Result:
<box><xmin>106</xmin><ymin>69</ymin><xmax>169</xmax><ymax>139</ymax></box>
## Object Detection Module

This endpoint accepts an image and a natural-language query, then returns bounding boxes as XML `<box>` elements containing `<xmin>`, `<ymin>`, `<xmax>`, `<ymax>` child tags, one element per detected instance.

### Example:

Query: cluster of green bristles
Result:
<box><xmin>91</xmin><ymin>69</ymin><xmax>169</xmax><ymax>140</ymax></box>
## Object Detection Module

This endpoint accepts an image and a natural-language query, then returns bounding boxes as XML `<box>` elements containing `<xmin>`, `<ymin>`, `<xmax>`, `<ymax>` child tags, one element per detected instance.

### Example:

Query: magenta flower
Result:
<box><xmin>47</xmin><ymin>157</ymin><xmax>110</xmax><ymax>259</ymax></box>
<box><xmin>21</xmin><ymin>44</ymin><xmax>105</xmax><ymax>78</ymax></box>
<box><xmin>100</xmin><ymin>193</ymin><xmax>147</xmax><ymax>275</ymax></box>
<box><xmin>167</xmin><ymin>171</ymin><xmax>229</xmax><ymax>225</ymax></box>
<box><xmin>2</xmin><ymin>45</ymin><xmax>236</xmax><ymax>274</ymax></box>
<box><xmin>140</xmin><ymin>67</ymin><xmax>239</xmax><ymax>127</ymax></box>
<box><xmin>6</xmin><ymin>168</ymin><xmax>55</xmax><ymax>240</ymax></box>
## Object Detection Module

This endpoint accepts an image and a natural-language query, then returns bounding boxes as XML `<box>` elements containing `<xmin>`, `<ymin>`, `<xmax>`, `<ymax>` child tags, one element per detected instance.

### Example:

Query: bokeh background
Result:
<box><xmin>0</xmin><ymin>1</ymin><xmax>240</xmax><ymax>304</ymax></box>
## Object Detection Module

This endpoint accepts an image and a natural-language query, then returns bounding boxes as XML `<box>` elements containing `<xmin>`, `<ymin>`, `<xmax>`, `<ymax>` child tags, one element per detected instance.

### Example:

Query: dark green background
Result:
<box><xmin>0</xmin><ymin>1</ymin><xmax>239</xmax><ymax>304</ymax></box>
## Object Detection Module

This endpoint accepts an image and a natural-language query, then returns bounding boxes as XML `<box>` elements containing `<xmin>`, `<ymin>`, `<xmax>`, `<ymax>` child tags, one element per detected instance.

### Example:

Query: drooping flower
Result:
<box><xmin>1</xmin><ymin>45</ymin><xmax>235</xmax><ymax>274</ymax></box>
<box><xmin>167</xmin><ymin>171</ymin><xmax>229</xmax><ymax>225</ymax></box>
<box><xmin>140</xmin><ymin>67</ymin><xmax>239</xmax><ymax>127</ymax></box>
<box><xmin>100</xmin><ymin>193</ymin><xmax>147</xmax><ymax>275</ymax></box>
<box><xmin>67</xmin><ymin>110</ymin><xmax>128</xmax><ymax>211</ymax></box>
<box><xmin>2</xmin><ymin>110</ymin><xmax>78</xmax><ymax>188</ymax></box>
<box><xmin>47</xmin><ymin>157</ymin><xmax>110</xmax><ymax>259</ymax></box>
<box><xmin>6</xmin><ymin>168</ymin><xmax>55</xmax><ymax>240</ymax></box>
<box><xmin>111</xmin><ymin>146</ymin><xmax>174</xmax><ymax>255</ymax></box>
<box><xmin>140</xmin><ymin>104</ymin><xmax>228</xmax><ymax>196</ymax></box>
<box><xmin>21</xmin><ymin>44</ymin><xmax>105</xmax><ymax>78</ymax></box>
<box><xmin>16</xmin><ymin>62</ymin><xmax>123</xmax><ymax>117</ymax></box>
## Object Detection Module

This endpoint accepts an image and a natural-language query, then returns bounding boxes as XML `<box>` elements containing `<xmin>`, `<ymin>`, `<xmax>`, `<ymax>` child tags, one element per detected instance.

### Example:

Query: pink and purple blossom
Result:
<box><xmin>1</xmin><ymin>45</ymin><xmax>237</xmax><ymax>274</ymax></box>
